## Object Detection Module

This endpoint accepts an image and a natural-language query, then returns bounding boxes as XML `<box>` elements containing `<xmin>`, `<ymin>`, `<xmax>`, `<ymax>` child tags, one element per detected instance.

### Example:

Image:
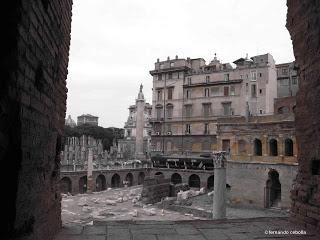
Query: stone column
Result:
<box><xmin>135</xmin><ymin>84</ymin><xmax>146</xmax><ymax>160</ymax></box>
<box><xmin>213</xmin><ymin>151</ymin><xmax>227</xmax><ymax>219</ymax></box>
<box><xmin>87</xmin><ymin>148</ymin><xmax>93</xmax><ymax>193</ymax></box>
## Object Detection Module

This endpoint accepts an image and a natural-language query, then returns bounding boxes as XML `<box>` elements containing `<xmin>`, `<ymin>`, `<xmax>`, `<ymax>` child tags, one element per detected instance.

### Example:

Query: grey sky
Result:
<box><xmin>66</xmin><ymin>0</ymin><xmax>294</xmax><ymax>128</ymax></box>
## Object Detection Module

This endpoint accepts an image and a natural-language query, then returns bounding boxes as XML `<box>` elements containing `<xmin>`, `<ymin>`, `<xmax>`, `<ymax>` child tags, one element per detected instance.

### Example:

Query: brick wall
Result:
<box><xmin>0</xmin><ymin>1</ymin><xmax>72</xmax><ymax>239</ymax></box>
<box><xmin>141</xmin><ymin>175</ymin><xmax>171</xmax><ymax>204</ymax></box>
<box><xmin>287</xmin><ymin>0</ymin><xmax>320</xmax><ymax>230</ymax></box>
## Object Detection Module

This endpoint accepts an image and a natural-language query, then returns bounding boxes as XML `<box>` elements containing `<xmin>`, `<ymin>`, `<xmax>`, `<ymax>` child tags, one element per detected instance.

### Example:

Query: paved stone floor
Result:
<box><xmin>55</xmin><ymin>217</ymin><xmax>320</xmax><ymax>240</ymax></box>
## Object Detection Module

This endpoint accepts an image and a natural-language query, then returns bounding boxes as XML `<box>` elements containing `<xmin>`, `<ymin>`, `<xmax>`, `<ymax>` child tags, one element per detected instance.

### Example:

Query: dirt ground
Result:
<box><xmin>61</xmin><ymin>185</ymin><xmax>288</xmax><ymax>226</ymax></box>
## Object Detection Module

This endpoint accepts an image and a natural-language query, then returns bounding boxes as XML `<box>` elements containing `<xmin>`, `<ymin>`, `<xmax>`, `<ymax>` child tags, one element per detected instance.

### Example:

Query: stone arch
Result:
<box><xmin>155</xmin><ymin>171</ymin><xmax>164</xmax><ymax>177</ymax></box>
<box><xmin>284</xmin><ymin>138</ymin><xmax>293</xmax><ymax>156</ymax></box>
<box><xmin>125</xmin><ymin>173</ymin><xmax>133</xmax><ymax>187</ymax></box>
<box><xmin>95</xmin><ymin>174</ymin><xmax>106</xmax><ymax>192</ymax></box>
<box><xmin>188</xmin><ymin>174</ymin><xmax>200</xmax><ymax>188</ymax></box>
<box><xmin>60</xmin><ymin>177</ymin><xmax>72</xmax><ymax>194</ymax></box>
<box><xmin>111</xmin><ymin>173</ymin><xmax>121</xmax><ymax>188</ymax></box>
<box><xmin>138</xmin><ymin>172</ymin><xmax>145</xmax><ymax>185</ymax></box>
<box><xmin>207</xmin><ymin>175</ymin><xmax>214</xmax><ymax>190</ymax></box>
<box><xmin>171</xmin><ymin>173</ymin><xmax>182</xmax><ymax>185</ymax></box>
<box><xmin>254</xmin><ymin>138</ymin><xmax>262</xmax><ymax>156</ymax></box>
<box><xmin>278</xmin><ymin>106</ymin><xmax>289</xmax><ymax>114</ymax></box>
<box><xmin>265</xmin><ymin>169</ymin><xmax>281</xmax><ymax>208</ymax></box>
<box><xmin>79</xmin><ymin>176</ymin><xmax>87</xmax><ymax>194</ymax></box>
<box><xmin>269</xmin><ymin>139</ymin><xmax>278</xmax><ymax>156</ymax></box>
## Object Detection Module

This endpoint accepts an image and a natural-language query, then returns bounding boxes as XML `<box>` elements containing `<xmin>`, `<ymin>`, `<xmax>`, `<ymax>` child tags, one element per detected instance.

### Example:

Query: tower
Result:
<box><xmin>135</xmin><ymin>84</ymin><xmax>146</xmax><ymax>159</ymax></box>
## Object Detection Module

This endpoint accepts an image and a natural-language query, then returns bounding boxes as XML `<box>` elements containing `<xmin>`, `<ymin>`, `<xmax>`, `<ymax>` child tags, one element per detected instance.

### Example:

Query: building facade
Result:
<box><xmin>149</xmin><ymin>54</ymin><xmax>278</xmax><ymax>154</ymax></box>
<box><xmin>117</xmin><ymin>86</ymin><xmax>152</xmax><ymax>160</ymax></box>
<box><xmin>77</xmin><ymin>114</ymin><xmax>99</xmax><ymax>126</ymax></box>
<box><xmin>276</xmin><ymin>61</ymin><xmax>299</xmax><ymax>98</ymax></box>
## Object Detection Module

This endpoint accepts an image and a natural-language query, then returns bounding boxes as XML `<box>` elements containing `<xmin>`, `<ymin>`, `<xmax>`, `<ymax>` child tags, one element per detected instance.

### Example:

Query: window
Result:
<box><xmin>259</xmin><ymin>110</ymin><xmax>263</xmax><ymax>114</ymax></box>
<box><xmin>185</xmin><ymin>105</ymin><xmax>192</xmax><ymax>118</ymax></box>
<box><xmin>282</xmin><ymin>68</ymin><xmax>288</xmax><ymax>75</ymax></box>
<box><xmin>292</xmin><ymin>76</ymin><xmax>297</xmax><ymax>85</ymax></box>
<box><xmin>222</xmin><ymin>102</ymin><xmax>231</xmax><ymax>116</ymax></box>
<box><xmin>204</xmin><ymin>88</ymin><xmax>210</xmax><ymax>97</ymax></box>
<box><xmin>187</xmin><ymin>77</ymin><xmax>192</xmax><ymax>85</ymax></box>
<box><xmin>259</xmin><ymin>73</ymin><xmax>262</xmax><ymax>77</ymax></box>
<box><xmin>156</xmin><ymin>107</ymin><xmax>162</xmax><ymax>120</ymax></box>
<box><xmin>205</xmin><ymin>75</ymin><xmax>210</xmax><ymax>83</ymax></box>
<box><xmin>280</xmin><ymin>78</ymin><xmax>289</xmax><ymax>86</ymax></box>
<box><xmin>170</xmin><ymin>62</ymin><xmax>174</xmax><ymax>67</ymax></box>
<box><xmin>254</xmin><ymin>139</ymin><xmax>262</xmax><ymax>156</ymax></box>
<box><xmin>240</xmin><ymin>75</ymin><xmax>243</xmax><ymax>79</ymax></box>
<box><xmin>185</xmin><ymin>124</ymin><xmax>191</xmax><ymax>134</ymax></box>
<box><xmin>203</xmin><ymin>104</ymin><xmax>211</xmax><ymax>117</ymax></box>
<box><xmin>251</xmin><ymin>84</ymin><xmax>257</xmax><ymax>97</ymax></box>
<box><xmin>211</xmin><ymin>87</ymin><xmax>220</xmax><ymax>96</ymax></box>
<box><xmin>204</xmin><ymin>123</ymin><xmax>209</xmax><ymax>134</ymax></box>
<box><xmin>127</xmin><ymin>130</ymin><xmax>131</xmax><ymax>137</ymax></box>
<box><xmin>224</xmin><ymin>73</ymin><xmax>229</xmax><ymax>81</ymax></box>
<box><xmin>251</xmin><ymin>70</ymin><xmax>257</xmax><ymax>81</ymax></box>
<box><xmin>168</xmin><ymin>72</ymin><xmax>172</xmax><ymax>79</ymax></box>
<box><xmin>224</xmin><ymin>86</ymin><xmax>229</xmax><ymax>96</ymax></box>
<box><xmin>259</xmin><ymin>89</ymin><xmax>262</xmax><ymax>94</ymax></box>
<box><xmin>158</xmin><ymin>74</ymin><xmax>162</xmax><ymax>81</ymax></box>
<box><xmin>166</xmin><ymin>105</ymin><xmax>173</xmax><ymax>118</ymax></box>
<box><xmin>166</xmin><ymin>124</ymin><xmax>171</xmax><ymax>132</ymax></box>
<box><xmin>167</xmin><ymin>88</ymin><xmax>173</xmax><ymax>100</ymax></box>
<box><xmin>246</xmin><ymin>83</ymin><xmax>249</xmax><ymax>94</ymax></box>
<box><xmin>157</xmin><ymin>90</ymin><xmax>162</xmax><ymax>101</ymax></box>
<box><xmin>230</xmin><ymin>86</ymin><xmax>235</xmax><ymax>96</ymax></box>
<box><xmin>177</xmin><ymin>72</ymin><xmax>180</xmax><ymax>79</ymax></box>
<box><xmin>186</xmin><ymin>90</ymin><xmax>191</xmax><ymax>99</ymax></box>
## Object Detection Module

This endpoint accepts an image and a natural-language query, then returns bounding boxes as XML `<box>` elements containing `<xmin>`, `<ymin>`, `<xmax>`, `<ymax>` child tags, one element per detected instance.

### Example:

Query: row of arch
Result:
<box><xmin>252</xmin><ymin>138</ymin><xmax>294</xmax><ymax>156</ymax></box>
<box><xmin>60</xmin><ymin>172</ymin><xmax>145</xmax><ymax>194</ymax></box>
<box><xmin>155</xmin><ymin>172</ymin><xmax>215</xmax><ymax>190</ymax></box>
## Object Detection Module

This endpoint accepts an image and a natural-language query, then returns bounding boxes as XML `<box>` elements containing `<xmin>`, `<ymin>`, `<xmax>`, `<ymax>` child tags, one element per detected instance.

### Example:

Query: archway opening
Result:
<box><xmin>79</xmin><ymin>176</ymin><xmax>87</xmax><ymax>194</ymax></box>
<box><xmin>265</xmin><ymin>170</ymin><xmax>281</xmax><ymax>208</ymax></box>
<box><xmin>269</xmin><ymin>139</ymin><xmax>278</xmax><ymax>156</ymax></box>
<box><xmin>111</xmin><ymin>173</ymin><xmax>121</xmax><ymax>188</ymax></box>
<box><xmin>254</xmin><ymin>139</ymin><xmax>262</xmax><ymax>156</ymax></box>
<box><xmin>125</xmin><ymin>173</ymin><xmax>133</xmax><ymax>186</ymax></box>
<box><xmin>155</xmin><ymin>172</ymin><xmax>164</xmax><ymax>177</ymax></box>
<box><xmin>285</xmin><ymin>139</ymin><xmax>293</xmax><ymax>156</ymax></box>
<box><xmin>138</xmin><ymin>172</ymin><xmax>145</xmax><ymax>185</ymax></box>
<box><xmin>95</xmin><ymin>174</ymin><xmax>106</xmax><ymax>192</ymax></box>
<box><xmin>60</xmin><ymin>177</ymin><xmax>72</xmax><ymax>194</ymax></box>
<box><xmin>207</xmin><ymin>175</ymin><xmax>214</xmax><ymax>190</ymax></box>
<box><xmin>188</xmin><ymin>174</ymin><xmax>200</xmax><ymax>188</ymax></box>
<box><xmin>171</xmin><ymin>173</ymin><xmax>182</xmax><ymax>185</ymax></box>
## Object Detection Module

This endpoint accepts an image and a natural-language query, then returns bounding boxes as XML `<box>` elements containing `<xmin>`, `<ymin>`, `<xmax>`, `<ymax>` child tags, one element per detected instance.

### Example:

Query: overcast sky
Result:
<box><xmin>66</xmin><ymin>0</ymin><xmax>294</xmax><ymax>128</ymax></box>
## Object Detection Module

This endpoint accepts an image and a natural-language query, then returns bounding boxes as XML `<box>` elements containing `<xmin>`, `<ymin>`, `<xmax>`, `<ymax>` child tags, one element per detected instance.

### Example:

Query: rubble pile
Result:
<box><xmin>61</xmin><ymin>185</ymin><xmax>203</xmax><ymax>225</ymax></box>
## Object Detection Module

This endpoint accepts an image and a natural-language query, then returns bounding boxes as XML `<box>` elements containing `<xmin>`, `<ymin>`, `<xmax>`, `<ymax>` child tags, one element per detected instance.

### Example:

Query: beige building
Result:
<box><xmin>149</xmin><ymin>53</ymin><xmax>278</xmax><ymax>154</ymax></box>
<box><xmin>77</xmin><ymin>114</ymin><xmax>99</xmax><ymax>126</ymax></box>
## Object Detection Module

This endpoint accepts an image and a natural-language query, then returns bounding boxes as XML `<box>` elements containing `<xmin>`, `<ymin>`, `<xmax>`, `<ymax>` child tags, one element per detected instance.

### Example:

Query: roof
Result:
<box><xmin>78</xmin><ymin>114</ymin><xmax>98</xmax><ymax>118</ymax></box>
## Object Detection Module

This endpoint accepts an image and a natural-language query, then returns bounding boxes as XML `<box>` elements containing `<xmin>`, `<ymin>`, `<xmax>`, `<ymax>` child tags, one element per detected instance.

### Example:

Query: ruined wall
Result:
<box><xmin>141</xmin><ymin>176</ymin><xmax>171</xmax><ymax>204</ymax></box>
<box><xmin>0</xmin><ymin>1</ymin><xmax>73</xmax><ymax>239</ymax></box>
<box><xmin>227</xmin><ymin>162</ymin><xmax>298</xmax><ymax>209</ymax></box>
<box><xmin>287</xmin><ymin>0</ymin><xmax>320</xmax><ymax>229</ymax></box>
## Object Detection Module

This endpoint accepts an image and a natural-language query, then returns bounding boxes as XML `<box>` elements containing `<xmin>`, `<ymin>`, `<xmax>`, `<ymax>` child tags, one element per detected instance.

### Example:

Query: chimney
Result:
<box><xmin>175</xmin><ymin>55</ymin><xmax>178</xmax><ymax>59</ymax></box>
<box><xmin>157</xmin><ymin>58</ymin><xmax>160</xmax><ymax>63</ymax></box>
<box><xmin>167</xmin><ymin>56</ymin><xmax>170</xmax><ymax>60</ymax></box>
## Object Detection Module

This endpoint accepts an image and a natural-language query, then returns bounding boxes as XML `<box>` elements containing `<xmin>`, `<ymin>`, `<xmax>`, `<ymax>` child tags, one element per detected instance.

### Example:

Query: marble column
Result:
<box><xmin>213</xmin><ymin>151</ymin><xmax>227</xmax><ymax>219</ymax></box>
<box><xmin>87</xmin><ymin>148</ymin><xmax>93</xmax><ymax>193</ymax></box>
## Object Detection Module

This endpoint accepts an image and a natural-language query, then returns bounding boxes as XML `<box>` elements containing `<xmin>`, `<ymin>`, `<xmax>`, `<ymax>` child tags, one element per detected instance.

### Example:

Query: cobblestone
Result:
<box><xmin>55</xmin><ymin>217</ymin><xmax>320</xmax><ymax>240</ymax></box>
